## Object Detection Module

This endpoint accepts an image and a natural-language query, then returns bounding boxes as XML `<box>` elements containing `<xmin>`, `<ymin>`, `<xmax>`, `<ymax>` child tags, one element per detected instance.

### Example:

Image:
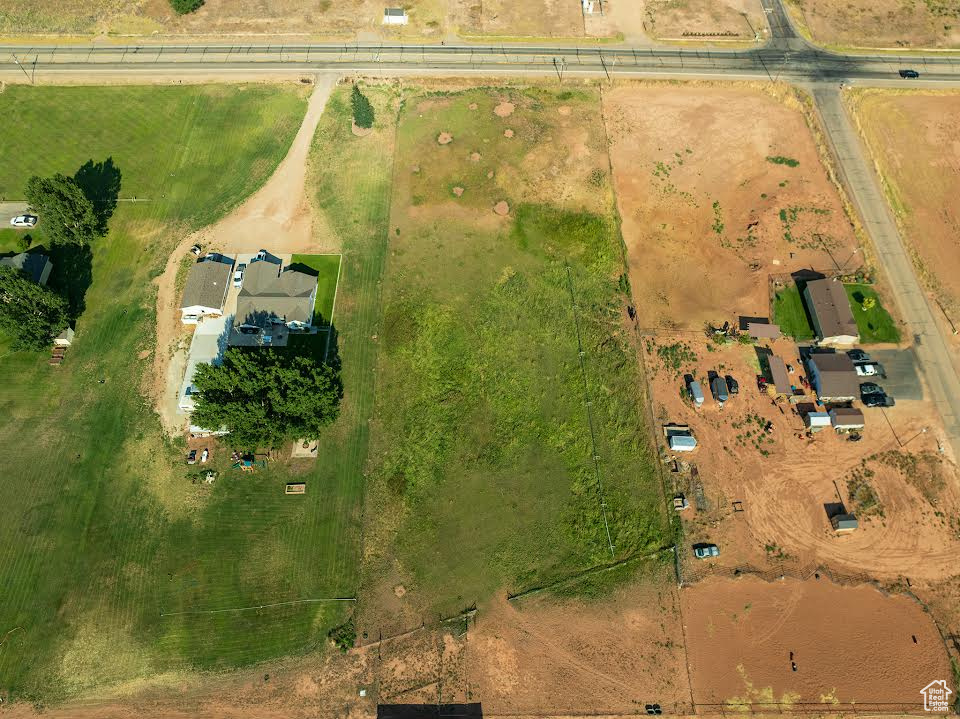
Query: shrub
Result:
<box><xmin>328</xmin><ymin>619</ymin><xmax>356</xmax><ymax>652</ymax></box>
<box><xmin>169</xmin><ymin>0</ymin><xmax>204</xmax><ymax>14</ymax></box>
<box><xmin>351</xmin><ymin>85</ymin><xmax>375</xmax><ymax>129</ymax></box>
<box><xmin>16</xmin><ymin>234</ymin><xmax>31</xmax><ymax>252</ymax></box>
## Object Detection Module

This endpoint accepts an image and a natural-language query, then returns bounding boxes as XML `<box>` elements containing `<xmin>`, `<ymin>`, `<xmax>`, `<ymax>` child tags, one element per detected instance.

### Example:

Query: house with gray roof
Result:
<box><xmin>1</xmin><ymin>251</ymin><xmax>52</xmax><ymax>286</ymax></box>
<box><xmin>231</xmin><ymin>259</ymin><xmax>317</xmax><ymax>346</ymax></box>
<box><xmin>803</xmin><ymin>278</ymin><xmax>859</xmax><ymax>346</ymax></box>
<box><xmin>180</xmin><ymin>255</ymin><xmax>234</xmax><ymax>324</ymax></box>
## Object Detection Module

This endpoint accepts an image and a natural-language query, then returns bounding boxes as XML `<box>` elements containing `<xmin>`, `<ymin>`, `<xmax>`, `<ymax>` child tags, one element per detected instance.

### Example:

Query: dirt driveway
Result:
<box><xmin>151</xmin><ymin>74</ymin><xmax>339</xmax><ymax>433</ymax></box>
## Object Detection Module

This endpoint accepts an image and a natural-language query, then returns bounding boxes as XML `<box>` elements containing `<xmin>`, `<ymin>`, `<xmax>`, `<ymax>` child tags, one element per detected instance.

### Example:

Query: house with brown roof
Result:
<box><xmin>803</xmin><ymin>278</ymin><xmax>859</xmax><ymax>346</ymax></box>
<box><xmin>808</xmin><ymin>352</ymin><xmax>859</xmax><ymax>402</ymax></box>
<box><xmin>829</xmin><ymin>407</ymin><xmax>865</xmax><ymax>432</ymax></box>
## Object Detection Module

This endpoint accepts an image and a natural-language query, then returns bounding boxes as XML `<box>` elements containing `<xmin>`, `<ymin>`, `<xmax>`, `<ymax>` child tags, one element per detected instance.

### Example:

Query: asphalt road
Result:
<box><xmin>1</xmin><ymin>0</ymin><xmax>959</xmax><ymax>454</ymax></box>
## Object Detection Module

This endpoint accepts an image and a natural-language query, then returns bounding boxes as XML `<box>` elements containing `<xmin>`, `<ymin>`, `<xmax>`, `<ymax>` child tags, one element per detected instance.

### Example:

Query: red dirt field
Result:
<box><xmin>604</xmin><ymin>84</ymin><xmax>860</xmax><ymax>333</ymax></box>
<box><xmin>682</xmin><ymin>574</ymin><xmax>953</xmax><ymax>708</ymax></box>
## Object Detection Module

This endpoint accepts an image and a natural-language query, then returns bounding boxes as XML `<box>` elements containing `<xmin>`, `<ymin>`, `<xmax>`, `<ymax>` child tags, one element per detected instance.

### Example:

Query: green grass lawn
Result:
<box><xmin>772</xmin><ymin>284</ymin><xmax>815</xmax><ymax>340</ymax></box>
<box><xmin>290</xmin><ymin>253</ymin><xmax>342</xmax><ymax>327</ymax></box>
<box><xmin>845</xmin><ymin>283</ymin><xmax>901</xmax><ymax>343</ymax></box>
<box><xmin>362</xmin><ymin>86</ymin><xmax>666</xmax><ymax>623</ymax></box>
<box><xmin>0</xmin><ymin>84</ymin><xmax>372</xmax><ymax>701</ymax></box>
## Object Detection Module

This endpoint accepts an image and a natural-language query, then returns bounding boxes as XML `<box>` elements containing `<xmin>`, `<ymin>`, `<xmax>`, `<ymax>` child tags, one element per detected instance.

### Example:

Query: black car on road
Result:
<box><xmin>899</xmin><ymin>69</ymin><xmax>920</xmax><ymax>79</ymax></box>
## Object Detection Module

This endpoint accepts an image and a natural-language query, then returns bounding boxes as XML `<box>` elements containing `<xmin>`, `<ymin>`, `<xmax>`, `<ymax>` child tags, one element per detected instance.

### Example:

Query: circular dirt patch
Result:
<box><xmin>487</xmin><ymin>170</ymin><xmax>494</xmax><ymax>179</ymax></box>
<box><xmin>453</xmin><ymin>186</ymin><xmax>465</xmax><ymax>197</ymax></box>
<box><xmin>137</xmin><ymin>349</ymin><xmax>151</xmax><ymax>360</ymax></box>
<box><xmin>470</xmin><ymin>152</ymin><xmax>481</xmax><ymax>162</ymax></box>
<box><xmin>394</xmin><ymin>584</ymin><xmax>406</xmax><ymax>598</ymax></box>
<box><xmin>503</xmin><ymin>129</ymin><xmax>514</xmax><ymax>138</ymax></box>
<box><xmin>494</xmin><ymin>201</ymin><xmax>510</xmax><ymax>216</ymax></box>
<box><xmin>412</xmin><ymin>164</ymin><xmax>420</xmax><ymax>174</ymax></box>
<box><xmin>351</xmin><ymin>120</ymin><xmax>373</xmax><ymax>137</ymax></box>
<box><xmin>494</xmin><ymin>101</ymin><xmax>515</xmax><ymax>117</ymax></box>
<box><xmin>558</xmin><ymin>105</ymin><xmax>572</xmax><ymax>116</ymax></box>
<box><xmin>437</xmin><ymin>132</ymin><xmax>454</xmax><ymax>145</ymax></box>
<box><xmin>469</xmin><ymin>102</ymin><xmax>478</xmax><ymax>110</ymax></box>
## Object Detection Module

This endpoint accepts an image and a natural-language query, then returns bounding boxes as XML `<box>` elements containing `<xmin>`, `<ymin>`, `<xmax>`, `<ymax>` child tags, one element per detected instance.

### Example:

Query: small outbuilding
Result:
<box><xmin>804</xmin><ymin>411</ymin><xmax>832</xmax><ymax>431</ymax></box>
<box><xmin>668</xmin><ymin>434</ymin><xmax>698</xmax><ymax>452</ymax></box>
<box><xmin>768</xmin><ymin>355</ymin><xmax>792</xmax><ymax>395</ymax></box>
<box><xmin>53</xmin><ymin>327</ymin><xmax>75</xmax><ymax>347</ymax></box>
<box><xmin>747</xmin><ymin>321</ymin><xmax>781</xmax><ymax>340</ymax></box>
<box><xmin>831</xmin><ymin>513</ymin><xmax>859</xmax><ymax>533</ymax></box>
<box><xmin>829</xmin><ymin>407</ymin><xmax>865</xmax><ymax>432</ymax></box>
<box><xmin>383</xmin><ymin>7</ymin><xmax>408</xmax><ymax>24</ymax></box>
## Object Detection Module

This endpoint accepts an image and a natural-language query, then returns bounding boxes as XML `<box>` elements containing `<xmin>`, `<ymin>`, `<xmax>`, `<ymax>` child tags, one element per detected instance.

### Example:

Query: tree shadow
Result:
<box><xmin>47</xmin><ymin>243</ymin><xmax>93</xmax><ymax>322</ymax></box>
<box><xmin>74</xmin><ymin>157</ymin><xmax>122</xmax><ymax>235</ymax></box>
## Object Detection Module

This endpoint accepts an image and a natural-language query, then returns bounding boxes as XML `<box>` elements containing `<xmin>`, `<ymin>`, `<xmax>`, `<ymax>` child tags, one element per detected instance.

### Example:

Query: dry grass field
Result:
<box><xmin>644</xmin><ymin>0</ymin><xmax>766</xmax><ymax>41</ymax></box>
<box><xmin>848</xmin><ymin>90</ymin><xmax>960</xmax><ymax>346</ymax></box>
<box><xmin>784</xmin><ymin>0</ymin><xmax>960</xmax><ymax>49</ymax></box>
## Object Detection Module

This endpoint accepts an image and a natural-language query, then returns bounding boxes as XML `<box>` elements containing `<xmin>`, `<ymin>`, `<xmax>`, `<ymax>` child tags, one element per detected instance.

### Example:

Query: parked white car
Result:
<box><xmin>10</xmin><ymin>214</ymin><xmax>38</xmax><ymax>228</ymax></box>
<box><xmin>233</xmin><ymin>262</ymin><xmax>246</xmax><ymax>288</ymax></box>
<box><xmin>855</xmin><ymin>364</ymin><xmax>878</xmax><ymax>377</ymax></box>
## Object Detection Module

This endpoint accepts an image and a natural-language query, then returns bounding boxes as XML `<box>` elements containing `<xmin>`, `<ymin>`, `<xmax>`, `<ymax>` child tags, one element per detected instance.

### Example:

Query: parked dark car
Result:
<box><xmin>725</xmin><ymin>375</ymin><xmax>740</xmax><ymax>395</ymax></box>
<box><xmin>847</xmin><ymin>349</ymin><xmax>872</xmax><ymax>364</ymax></box>
<box><xmin>898</xmin><ymin>69</ymin><xmax>920</xmax><ymax>79</ymax></box>
<box><xmin>860</xmin><ymin>382</ymin><xmax>884</xmax><ymax>397</ymax></box>
<box><xmin>187</xmin><ymin>449</ymin><xmax>197</xmax><ymax>464</ymax></box>
<box><xmin>711</xmin><ymin>376</ymin><xmax>730</xmax><ymax>402</ymax></box>
<box><xmin>863</xmin><ymin>393</ymin><xmax>896</xmax><ymax>408</ymax></box>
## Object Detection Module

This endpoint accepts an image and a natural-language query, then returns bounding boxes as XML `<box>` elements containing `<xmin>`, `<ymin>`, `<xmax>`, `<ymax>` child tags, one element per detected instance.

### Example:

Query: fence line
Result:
<box><xmin>159</xmin><ymin>596</ymin><xmax>355</xmax><ymax>617</ymax></box>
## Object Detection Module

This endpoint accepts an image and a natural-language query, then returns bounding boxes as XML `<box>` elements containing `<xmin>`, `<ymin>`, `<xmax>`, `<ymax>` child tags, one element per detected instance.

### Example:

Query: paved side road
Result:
<box><xmin>810</xmin><ymin>85</ymin><xmax>960</xmax><ymax>458</ymax></box>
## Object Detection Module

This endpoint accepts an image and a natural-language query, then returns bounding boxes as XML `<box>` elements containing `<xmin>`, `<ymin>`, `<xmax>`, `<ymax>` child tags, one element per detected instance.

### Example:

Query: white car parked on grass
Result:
<box><xmin>10</xmin><ymin>214</ymin><xmax>38</xmax><ymax>228</ymax></box>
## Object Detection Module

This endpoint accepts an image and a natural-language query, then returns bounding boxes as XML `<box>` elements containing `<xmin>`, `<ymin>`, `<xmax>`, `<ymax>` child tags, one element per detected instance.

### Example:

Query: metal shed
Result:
<box><xmin>768</xmin><ymin>356</ymin><xmax>791</xmax><ymax>395</ymax></box>
<box><xmin>831</xmin><ymin>513</ymin><xmax>859</xmax><ymax>532</ymax></box>
<box><xmin>668</xmin><ymin>435</ymin><xmax>698</xmax><ymax>452</ymax></box>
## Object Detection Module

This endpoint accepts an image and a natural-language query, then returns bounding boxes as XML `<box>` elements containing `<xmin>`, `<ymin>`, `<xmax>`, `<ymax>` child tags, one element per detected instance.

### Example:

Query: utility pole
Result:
<box><xmin>11</xmin><ymin>54</ymin><xmax>32</xmax><ymax>84</ymax></box>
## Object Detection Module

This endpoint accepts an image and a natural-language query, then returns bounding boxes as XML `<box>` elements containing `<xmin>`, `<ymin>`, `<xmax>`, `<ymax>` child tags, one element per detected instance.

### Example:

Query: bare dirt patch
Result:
<box><xmin>469</xmin><ymin>151</ymin><xmax>481</xmax><ymax>161</ymax></box>
<box><xmin>493</xmin><ymin>200</ymin><xmax>510</xmax><ymax>215</ymax></box>
<box><xmin>605</xmin><ymin>84</ymin><xmax>860</xmax><ymax>331</ymax></box>
<box><xmin>557</xmin><ymin>105</ymin><xmax>572</xmax><ymax>116</ymax></box>
<box><xmin>645</xmin><ymin>0</ymin><xmax>766</xmax><ymax>41</ymax></box>
<box><xmin>437</xmin><ymin>131</ymin><xmax>454</xmax><ymax>145</ymax></box>
<box><xmin>849</xmin><ymin>90</ymin><xmax>960</xmax><ymax>351</ymax></box>
<box><xmin>469</xmin><ymin>575</ymin><xmax>691</xmax><ymax>715</ymax></box>
<box><xmin>503</xmin><ymin>128</ymin><xmax>514</xmax><ymax>138</ymax></box>
<box><xmin>493</xmin><ymin>100</ymin><xmax>515</xmax><ymax>117</ymax></box>
<box><xmin>452</xmin><ymin>186</ymin><xmax>465</xmax><ymax>197</ymax></box>
<box><xmin>683</xmin><ymin>574</ymin><xmax>952</xmax><ymax>707</ymax></box>
<box><xmin>784</xmin><ymin>0</ymin><xmax>960</xmax><ymax>49</ymax></box>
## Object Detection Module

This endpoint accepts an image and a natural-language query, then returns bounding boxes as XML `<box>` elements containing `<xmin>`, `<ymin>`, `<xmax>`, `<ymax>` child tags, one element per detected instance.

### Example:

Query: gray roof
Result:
<box><xmin>805</xmin><ymin>278</ymin><xmax>858</xmax><ymax>341</ymax></box>
<box><xmin>832</xmin><ymin>513</ymin><xmax>859</xmax><ymax>530</ymax></box>
<box><xmin>810</xmin><ymin>353</ymin><xmax>859</xmax><ymax>399</ymax></box>
<box><xmin>768</xmin><ymin>356</ymin><xmax>791</xmax><ymax>392</ymax></box>
<box><xmin>0</xmin><ymin>252</ymin><xmax>51</xmax><ymax>285</ymax></box>
<box><xmin>181</xmin><ymin>258</ymin><xmax>233</xmax><ymax>311</ymax></box>
<box><xmin>384</xmin><ymin>7</ymin><xmax>407</xmax><ymax>15</ymax></box>
<box><xmin>236</xmin><ymin>261</ymin><xmax>316</xmax><ymax>328</ymax></box>
<box><xmin>747</xmin><ymin>321</ymin><xmax>781</xmax><ymax>340</ymax></box>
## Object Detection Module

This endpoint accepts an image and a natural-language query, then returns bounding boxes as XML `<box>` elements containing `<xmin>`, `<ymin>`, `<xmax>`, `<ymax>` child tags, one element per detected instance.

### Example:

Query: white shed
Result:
<box><xmin>383</xmin><ymin>7</ymin><xmax>408</xmax><ymax>24</ymax></box>
<box><xmin>804</xmin><ymin>411</ymin><xmax>832</xmax><ymax>431</ymax></box>
<box><xmin>668</xmin><ymin>435</ymin><xmax>698</xmax><ymax>452</ymax></box>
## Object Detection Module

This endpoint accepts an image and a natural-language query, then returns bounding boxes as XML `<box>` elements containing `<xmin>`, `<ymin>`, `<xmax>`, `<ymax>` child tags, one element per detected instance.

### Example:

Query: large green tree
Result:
<box><xmin>0</xmin><ymin>265</ymin><xmax>69</xmax><ymax>351</ymax></box>
<box><xmin>191</xmin><ymin>348</ymin><xmax>343</xmax><ymax>447</ymax></box>
<box><xmin>24</xmin><ymin>174</ymin><xmax>98</xmax><ymax>246</ymax></box>
<box><xmin>351</xmin><ymin>85</ymin><xmax>375</xmax><ymax>129</ymax></box>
